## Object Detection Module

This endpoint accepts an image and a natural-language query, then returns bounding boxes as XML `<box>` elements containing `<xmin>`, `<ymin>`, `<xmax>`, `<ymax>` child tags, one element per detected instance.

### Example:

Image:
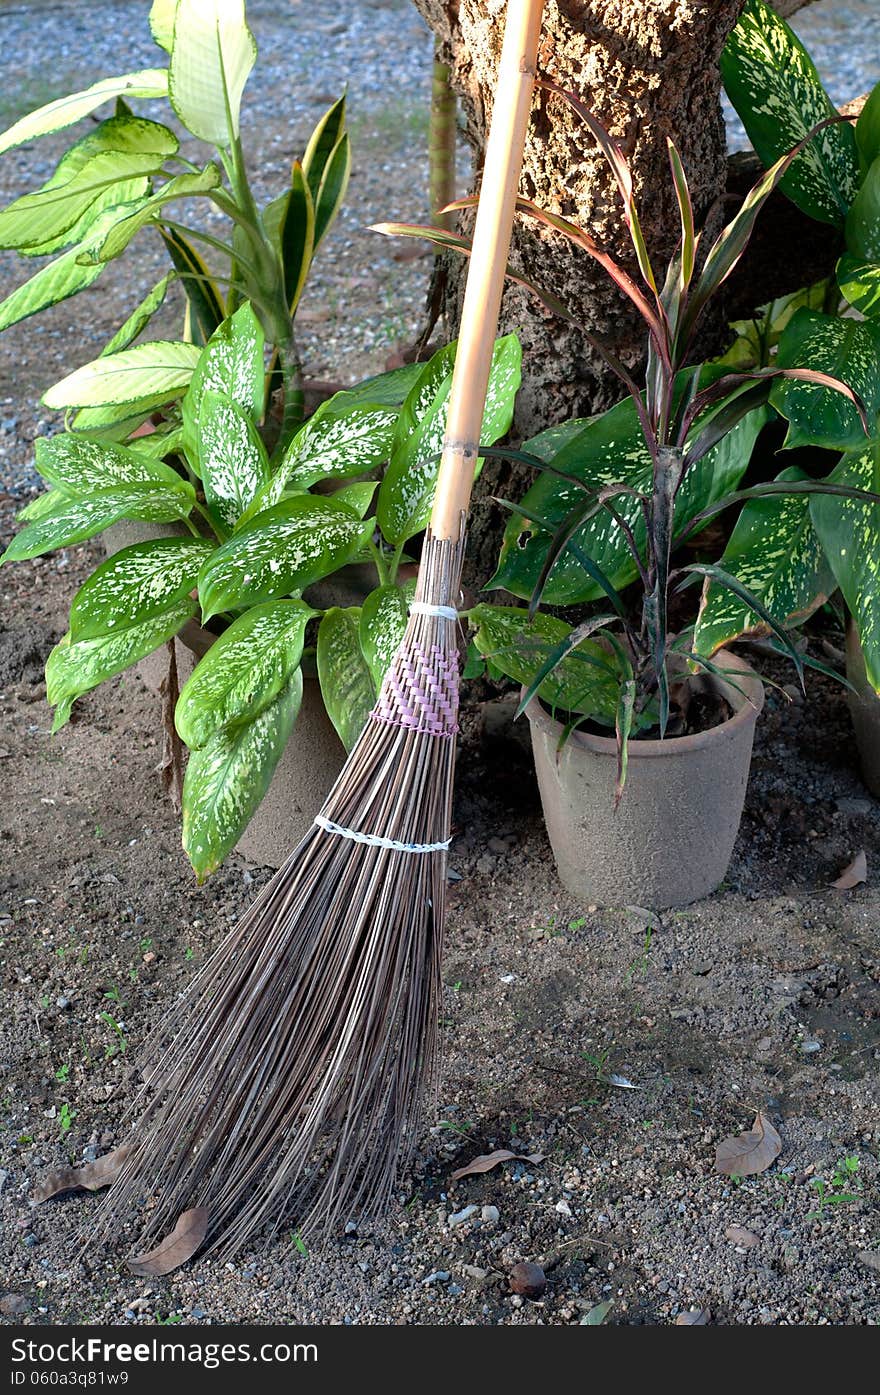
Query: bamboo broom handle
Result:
<box><xmin>429</xmin><ymin>0</ymin><xmax>544</xmax><ymax>542</ymax></box>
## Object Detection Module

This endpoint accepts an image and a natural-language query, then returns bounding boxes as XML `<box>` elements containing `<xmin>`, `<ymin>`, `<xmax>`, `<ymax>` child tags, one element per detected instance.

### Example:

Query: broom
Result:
<box><xmin>95</xmin><ymin>0</ymin><xmax>545</xmax><ymax>1262</ymax></box>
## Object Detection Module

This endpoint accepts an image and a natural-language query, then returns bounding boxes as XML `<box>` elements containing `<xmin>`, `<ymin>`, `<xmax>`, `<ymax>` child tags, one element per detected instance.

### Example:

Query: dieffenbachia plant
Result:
<box><xmin>0</xmin><ymin>0</ymin><xmax>350</xmax><ymax>446</ymax></box>
<box><xmin>381</xmin><ymin>92</ymin><xmax>871</xmax><ymax>791</ymax></box>
<box><xmin>0</xmin><ymin>306</ymin><xmax>521</xmax><ymax>878</ymax></box>
<box><xmin>693</xmin><ymin>0</ymin><xmax>880</xmax><ymax>688</ymax></box>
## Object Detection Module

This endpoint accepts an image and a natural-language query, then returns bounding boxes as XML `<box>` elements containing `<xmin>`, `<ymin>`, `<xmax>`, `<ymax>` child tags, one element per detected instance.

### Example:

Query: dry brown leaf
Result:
<box><xmin>675</xmin><ymin>1307</ymin><xmax>710</xmax><ymax>1325</ymax></box>
<box><xmin>831</xmin><ymin>850</ymin><xmax>867</xmax><ymax>890</ymax></box>
<box><xmin>33</xmin><ymin>1144</ymin><xmax>131</xmax><ymax>1204</ymax></box>
<box><xmin>127</xmin><ymin>1207</ymin><xmax>209</xmax><ymax>1276</ymax></box>
<box><xmin>450</xmin><ymin>1148</ymin><xmax>546</xmax><ymax>1182</ymax></box>
<box><xmin>724</xmin><ymin>1225</ymin><xmax>759</xmax><ymax>1247</ymax></box>
<box><xmin>715</xmin><ymin>1112</ymin><xmax>782</xmax><ymax>1177</ymax></box>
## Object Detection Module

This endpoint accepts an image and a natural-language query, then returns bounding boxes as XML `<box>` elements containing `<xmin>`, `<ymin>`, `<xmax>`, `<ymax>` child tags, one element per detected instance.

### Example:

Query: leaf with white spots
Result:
<box><xmin>197</xmin><ymin>494</ymin><xmax>371</xmax><ymax>620</ymax></box>
<box><xmin>198</xmin><ymin>390</ymin><xmax>270</xmax><ymax>534</ymax></box>
<box><xmin>17</xmin><ymin>488</ymin><xmax>68</xmax><ymax>521</ymax></box>
<box><xmin>43</xmin><ymin>340</ymin><xmax>201</xmax><ymax>410</ymax></box>
<box><xmin>180</xmin><ymin>304</ymin><xmax>264</xmax><ymax>467</ymax></box>
<box><xmin>721</xmin><ymin>0</ymin><xmax>859</xmax><ymax>226</ymax></box>
<box><xmin>45</xmin><ymin>597</ymin><xmax>196</xmax><ymax>730</ymax></box>
<box><xmin>694</xmin><ymin>467</ymin><xmax>835</xmax><ymax>657</ymax></box>
<box><xmin>771</xmin><ymin>308</ymin><xmax>880</xmax><ymax>451</ymax></box>
<box><xmin>317</xmin><ymin>607</ymin><xmax>375</xmax><ymax>751</ymax></box>
<box><xmin>837</xmin><ymin>254</ymin><xmax>880</xmax><ymax>320</ymax></box>
<box><xmin>176</xmin><ymin>600</ymin><xmax>315</xmax><ymax>749</ymax></box>
<box><xmin>811</xmin><ymin>439</ymin><xmax>880</xmax><ymax>691</ymax></box>
<box><xmin>377</xmin><ymin>334</ymin><xmax>522</xmax><ymax>545</ymax></box>
<box><xmin>840</xmin><ymin>154</ymin><xmax>880</xmax><ymax>318</ymax></box>
<box><xmin>281</xmin><ymin>403</ymin><xmax>398</xmax><ymax>488</ymax></box>
<box><xmin>182</xmin><ymin>673</ymin><xmax>302</xmax><ymax>882</ymax></box>
<box><xmin>469</xmin><ymin>604</ymin><xmax>620</xmax><ymax>725</ymax></box>
<box><xmin>34</xmin><ymin>433</ymin><xmax>191</xmax><ymax>492</ymax></box>
<box><xmin>69</xmin><ymin>537</ymin><xmax>213</xmax><ymax>642</ymax></box>
<box><xmin>359</xmin><ymin>581</ymin><xmax>414</xmax><ymax>690</ymax></box>
<box><xmin>0</xmin><ymin>483</ymin><xmax>195</xmax><ymax>563</ymax></box>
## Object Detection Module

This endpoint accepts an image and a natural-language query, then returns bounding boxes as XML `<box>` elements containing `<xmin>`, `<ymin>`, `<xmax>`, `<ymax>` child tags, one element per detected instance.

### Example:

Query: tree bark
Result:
<box><xmin>412</xmin><ymin>0</ymin><xmax>746</xmax><ymax>581</ymax></box>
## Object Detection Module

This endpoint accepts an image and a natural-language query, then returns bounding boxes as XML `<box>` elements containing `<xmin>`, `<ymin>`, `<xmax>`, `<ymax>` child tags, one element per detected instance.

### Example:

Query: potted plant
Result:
<box><xmin>445</xmin><ymin>89</ymin><xmax>871</xmax><ymax>908</ymax></box>
<box><xmin>718</xmin><ymin>0</ymin><xmax>880</xmax><ymax>792</ymax></box>
<box><xmin>1</xmin><ymin>307</ymin><xmax>521</xmax><ymax>877</ymax></box>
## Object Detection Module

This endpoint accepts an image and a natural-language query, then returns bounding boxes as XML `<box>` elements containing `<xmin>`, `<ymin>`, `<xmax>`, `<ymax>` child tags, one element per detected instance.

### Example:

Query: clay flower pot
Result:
<box><xmin>845</xmin><ymin>619</ymin><xmax>880</xmax><ymax>798</ymax></box>
<box><xmin>524</xmin><ymin>650</ymin><xmax>764</xmax><ymax>909</ymax></box>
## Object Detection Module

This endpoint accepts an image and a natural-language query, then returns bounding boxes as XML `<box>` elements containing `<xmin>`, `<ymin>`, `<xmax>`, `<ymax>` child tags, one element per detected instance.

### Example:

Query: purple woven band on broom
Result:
<box><xmin>83</xmin><ymin>0</ymin><xmax>545</xmax><ymax>1268</ymax></box>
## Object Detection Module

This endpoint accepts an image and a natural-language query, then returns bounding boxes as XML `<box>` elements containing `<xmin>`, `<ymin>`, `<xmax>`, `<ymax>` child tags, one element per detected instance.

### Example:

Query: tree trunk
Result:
<box><xmin>412</xmin><ymin>0</ymin><xmax>746</xmax><ymax>581</ymax></box>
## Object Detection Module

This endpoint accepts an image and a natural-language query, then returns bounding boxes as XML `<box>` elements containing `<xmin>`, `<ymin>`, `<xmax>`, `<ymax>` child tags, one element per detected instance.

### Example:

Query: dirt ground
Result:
<box><xmin>0</xmin><ymin>517</ymin><xmax>878</xmax><ymax>1327</ymax></box>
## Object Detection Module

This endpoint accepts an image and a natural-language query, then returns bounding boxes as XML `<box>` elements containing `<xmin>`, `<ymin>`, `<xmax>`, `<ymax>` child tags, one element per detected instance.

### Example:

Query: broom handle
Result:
<box><xmin>429</xmin><ymin>0</ymin><xmax>544</xmax><ymax>542</ymax></box>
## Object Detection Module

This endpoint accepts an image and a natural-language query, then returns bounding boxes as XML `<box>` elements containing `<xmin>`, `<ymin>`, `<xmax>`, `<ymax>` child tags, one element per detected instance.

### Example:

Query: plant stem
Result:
<box><xmin>368</xmin><ymin>539</ymin><xmax>389</xmax><ymax>587</ymax></box>
<box><xmin>429</xmin><ymin>55</ymin><xmax>457</xmax><ymax>227</ymax></box>
<box><xmin>278</xmin><ymin>334</ymin><xmax>304</xmax><ymax>447</ymax></box>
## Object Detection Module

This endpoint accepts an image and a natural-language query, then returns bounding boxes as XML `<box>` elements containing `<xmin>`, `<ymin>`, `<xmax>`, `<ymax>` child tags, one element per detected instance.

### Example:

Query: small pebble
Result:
<box><xmin>481</xmin><ymin>1205</ymin><xmax>500</xmax><ymax>1224</ymax></box>
<box><xmin>422</xmin><ymin>1270</ymin><xmax>450</xmax><ymax>1286</ymax></box>
<box><xmin>801</xmin><ymin>1040</ymin><xmax>822</xmax><ymax>1054</ymax></box>
<box><xmin>448</xmin><ymin>1204</ymin><xmax>479</xmax><ymax>1227</ymax></box>
<box><xmin>509</xmin><ymin>1261</ymin><xmax>547</xmax><ymax>1299</ymax></box>
<box><xmin>55</xmin><ymin>995</ymin><xmax>70</xmax><ymax>1010</ymax></box>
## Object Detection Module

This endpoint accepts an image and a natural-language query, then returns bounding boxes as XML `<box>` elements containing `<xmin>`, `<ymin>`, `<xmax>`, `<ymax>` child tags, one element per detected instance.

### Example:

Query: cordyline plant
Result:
<box><xmin>0</xmin><ymin>0</ymin><xmax>348</xmax><ymax>445</ymax></box>
<box><xmin>380</xmin><ymin>84</ymin><xmax>875</xmax><ymax>788</ymax></box>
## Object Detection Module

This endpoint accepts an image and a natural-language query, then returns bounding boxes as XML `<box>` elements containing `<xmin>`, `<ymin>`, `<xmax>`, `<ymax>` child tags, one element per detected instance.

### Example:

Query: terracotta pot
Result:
<box><xmin>524</xmin><ymin>651</ymin><xmax>764</xmax><ymax>909</ymax></box>
<box><xmin>845</xmin><ymin>619</ymin><xmax>880</xmax><ymax>797</ymax></box>
<box><xmin>101</xmin><ymin>520</ymin><xmax>346</xmax><ymax>867</ymax></box>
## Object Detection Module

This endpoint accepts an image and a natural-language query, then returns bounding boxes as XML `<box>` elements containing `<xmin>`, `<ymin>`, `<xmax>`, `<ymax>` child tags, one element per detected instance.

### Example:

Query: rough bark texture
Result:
<box><xmin>412</xmin><ymin>0</ymin><xmax>746</xmax><ymax>582</ymax></box>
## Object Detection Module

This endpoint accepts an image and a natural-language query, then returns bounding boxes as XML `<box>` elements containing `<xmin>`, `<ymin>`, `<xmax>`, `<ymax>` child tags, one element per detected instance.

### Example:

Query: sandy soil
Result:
<box><xmin>0</xmin><ymin>521</ymin><xmax>878</xmax><ymax>1327</ymax></box>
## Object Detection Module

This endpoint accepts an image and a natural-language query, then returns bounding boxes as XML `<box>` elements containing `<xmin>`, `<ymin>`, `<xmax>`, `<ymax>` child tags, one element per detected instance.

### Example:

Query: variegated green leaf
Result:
<box><xmin>771</xmin><ymin>308</ymin><xmax>880</xmax><ymax>450</ymax></box>
<box><xmin>377</xmin><ymin>334</ymin><xmax>522</xmax><ymax>545</ymax></box>
<box><xmin>34</xmin><ymin>433</ymin><xmax>190</xmax><ymax>492</ymax></box>
<box><xmin>303</xmin><ymin>96</ymin><xmax>346</xmax><ymax>202</ymax></box>
<box><xmin>333</xmin><ymin>480</ymin><xmax>378</xmax><ymax>519</ymax></box>
<box><xmin>45</xmin><ymin>595</ymin><xmax>195</xmax><ymax>731</ymax></box>
<box><xmin>84</xmin><ymin>164</ymin><xmax>222</xmax><ymax>263</ymax></box>
<box><xmin>0</xmin><ymin>70</ymin><xmax>170</xmax><ymax>156</ymax></box>
<box><xmin>327</xmin><ymin>362</ymin><xmax>423</xmax><ymax>413</ymax></box>
<box><xmin>176</xmin><ymin>599</ymin><xmax>314</xmax><ymax>749</ymax></box>
<box><xmin>126</xmin><ymin>424</ymin><xmax>185</xmax><ymax>459</ymax></box>
<box><xmin>282</xmin><ymin>402</ymin><xmax>398</xmax><ymax>488</ymax></box>
<box><xmin>846</xmin><ymin>153</ymin><xmax>880</xmax><ymax>261</ymax></box>
<box><xmin>0</xmin><ymin>482</ymin><xmax>195</xmax><ymax>563</ymax></box>
<box><xmin>69</xmin><ymin>536</ymin><xmax>213</xmax><ymax>641</ymax></box>
<box><xmin>43</xmin><ymin>340</ymin><xmax>201</xmax><ymax>410</ymax></box>
<box><xmin>317</xmin><ymin>607</ymin><xmax>375</xmax><ymax>751</ymax></box>
<box><xmin>359</xmin><ymin>582</ymin><xmax>414</xmax><ymax>690</ymax></box>
<box><xmin>159</xmin><ymin>225</ymin><xmax>225</xmax><ymax>346</ymax></box>
<box><xmin>469</xmin><ymin>604</ymin><xmax>620</xmax><ymax>725</ymax></box>
<box><xmin>694</xmin><ymin>467</ymin><xmax>835</xmax><ymax>656</ymax></box>
<box><xmin>811</xmin><ymin>439</ymin><xmax>880</xmax><ymax>691</ymax></box>
<box><xmin>0</xmin><ymin>150</ymin><xmax>170</xmax><ymax>251</ymax></box>
<box><xmin>721</xmin><ymin>0</ymin><xmax>859</xmax><ymax>225</ymax></box>
<box><xmin>180</xmin><ymin>304</ymin><xmax>264</xmax><ymax>463</ymax></box>
<box><xmin>198</xmin><ymin>494</ymin><xmax>371</xmax><ymax>620</ymax></box>
<box><xmin>182</xmin><ymin>672</ymin><xmax>302</xmax><ymax>882</ymax></box>
<box><xmin>169</xmin><ymin>0</ymin><xmax>256</xmax><ymax>145</ymax></box>
<box><xmin>17</xmin><ymin>488</ymin><xmax>67</xmax><ymax>521</ymax></box>
<box><xmin>312</xmin><ymin>133</ymin><xmax>350</xmax><ymax>249</ymax></box>
<box><xmin>149</xmin><ymin>0</ymin><xmax>177</xmax><ymax>52</ymax></box>
<box><xmin>264</xmin><ymin>162</ymin><xmax>314</xmax><ymax>312</ymax></box>
<box><xmin>71</xmin><ymin>393</ymin><xmax>181</xmax><ymax>434</ymax></box>
<box><xmin>856</xmin><ymin>83</ymin><xmax>880</xmax><ymax>168</ymax></box>
<box><xmin>837</xmin><ymin>255</ymin><xmax>880</xmax><ymax>320</ymax></box>
<box><xmin>198</xmin><ymin>390</ymin><xmax>269</xmax><ymax>534</ymax></box>
<box><xmin>100</xmin><ymin>275</ymin><xmax>173</xmax><ymax>356</ymax></box>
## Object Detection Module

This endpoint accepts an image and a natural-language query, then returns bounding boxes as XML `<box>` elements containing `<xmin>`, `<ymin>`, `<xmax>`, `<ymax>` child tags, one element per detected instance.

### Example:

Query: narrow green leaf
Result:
<box><xmin>198</xmin><ymin>494</ymin><xmax>371</xmax><ymax>620</ymax></box>
<box><xmin>176</xmin><ymin>599</ymin><xmax>314</xmax><ymax>749</ymax></box>
<box><xmin>100</xmin><ymin>274</ymin><xmax>172</xmax><ymax>356</ymax></box>
<box><xmin>69</xmin><ymin>536</ymin><xmax>212</xmax><ymax>641</ymax></box>
<box><xmin>84</xmin><ymin>164</ymin><xmax>222</xmax><ymax>263</ymax></box>
<box><xmin>46</xmin><ymin>597</ymin><xmax>195</xmax><ymax>730</ymax></box>
<box><xmin>0</xmin><ymin>70</ymin><xmax>170</xmax><ymax>156</ymax></box>
<box><xmin>265</xmin><ymin>161</ymin><xmax>315</xmax><ymax>312</ymax></box>
<box><xmin>159</xmin><ymin>225</ymin><xmax>225</xmax><ymax>345</ymax></box>
<box><xmin>317</xmin><ymin>607</ymin><xmax>375</xmax><ymax>751</ymax></box>
<box><xmin>182</xmin><ymin>673</ymin><xmax>302</xmax><ymax>882</ymax></box>
<box><xmin>811</xmin><ymin>439</ymin><xmax>880</xmax><ymax>691</ymax></box>
<box><xmin>302</xmin><ymin>96</ymin><xmax>347</xmax><ymax>201</ymax></box>
<box><xmin>168</xmin><ymin>0</ymin><xmax>256</xmax><ymax>145</ymax></box>
<box><xmin>313</xmin><ymin>133</ymin><xmax>350</xmax><ymax>249</ymax></box>
<box><xmin>17</xmin><ymin>488</ymin><xmax>67</xmax><ymax>522</ymax></box>
<box><xmin>856</xmin><ymin>83</ymin><xmax>880</xmax><ymax>168</ymax></box>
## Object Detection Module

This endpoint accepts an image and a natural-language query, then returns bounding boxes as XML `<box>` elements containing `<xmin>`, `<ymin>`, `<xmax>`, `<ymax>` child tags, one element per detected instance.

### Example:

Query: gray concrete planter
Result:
<box><xmin>525</xmin><ymin>651</ymin><xmax>764</xmax><ymax>909</ymax></box>
<box><xmin>101</xmin><ymin>520</ymin><xmax>346</xmax><ymax>867</ymax></box>
<box><xmin>845</xmin><ymin>619</ymin><xmax>880</xmax><ymax>797</ymax></box>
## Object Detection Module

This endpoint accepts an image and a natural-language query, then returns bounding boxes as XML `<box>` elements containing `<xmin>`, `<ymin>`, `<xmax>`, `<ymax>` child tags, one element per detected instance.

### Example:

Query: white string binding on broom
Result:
<box><xmin>409</xmin><ymin>601</ymin><xmax>458</xmax><ymax>620</ymax></box>
<box><xmin>313</xmin><ymin>814</ymin><xmax>451</xmax><ymax>854</ymax></box>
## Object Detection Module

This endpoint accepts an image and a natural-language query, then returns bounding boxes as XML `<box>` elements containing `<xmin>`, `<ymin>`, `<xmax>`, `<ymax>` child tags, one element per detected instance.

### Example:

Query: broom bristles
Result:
<box><xmin>94</xmin><ymin>533</ymin><xmax>465</xmax><ymax>1259</ymax></box>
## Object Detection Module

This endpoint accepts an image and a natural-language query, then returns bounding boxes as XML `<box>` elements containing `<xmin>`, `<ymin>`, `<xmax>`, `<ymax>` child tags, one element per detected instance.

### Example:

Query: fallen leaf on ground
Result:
<box><xmin>675</xmin><ymin>1307</ymin><xmax>710</xmax><ymax>1324</ymax></box>
<box><xmin>831</xmin><ymin>850</ymin><xmax>867</xmax><ymax>890</ymax></box>
<box><xmin>724</xmin><ymin>1225</ymin><xmax>759</xmax><ymax>1247</ymax></box>
<box><xmin>581</xmin><ymin>1299</ymin><xmax>613</xmax><ymax>1325</ymax></box>
<box><xmin>34</xmin><ymin>1145</ymin><xmax>131</xmax><ymax>1203</ymax></box>
<box><xmin>128</xmin><ymin>1207</ymin><xmax>209</xmax><ymax>1276</ymax></box>
<box><xmin>451</xmin><ymin>1148</ymin><xmax>546</xmax><ymax>1181</ymax></box>
<box><xmin>715</xmin><ymin>1112</ymin><xmax>781</xmax><ymax>1177</ymax></box>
